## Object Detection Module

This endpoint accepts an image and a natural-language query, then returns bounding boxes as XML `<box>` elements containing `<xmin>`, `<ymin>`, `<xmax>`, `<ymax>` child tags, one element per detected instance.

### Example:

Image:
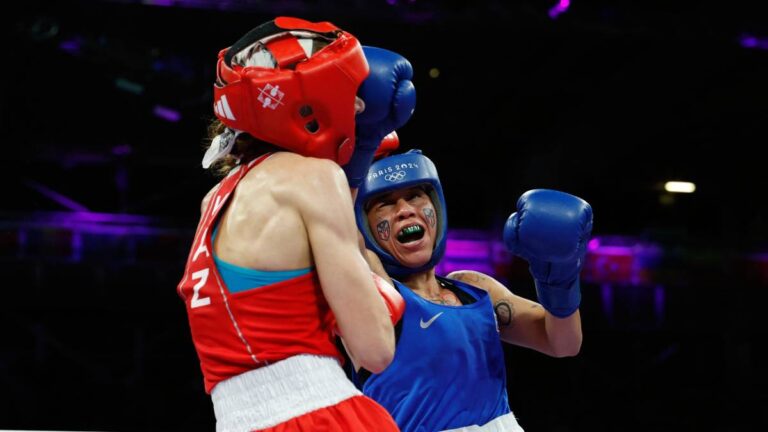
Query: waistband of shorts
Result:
<box><xmin>441</xmin><ymin>412</ymin><xmax>524</xmax><ymax>432</ymax></box>
<box><xmin>211</xmin><ymin>355</ymin><xmax>362</xmax><ymax>432</ymax></box>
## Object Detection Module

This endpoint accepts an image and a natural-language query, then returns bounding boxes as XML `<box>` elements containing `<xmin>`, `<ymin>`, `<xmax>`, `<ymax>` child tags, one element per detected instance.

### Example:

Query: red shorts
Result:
<box><xmin>211</xmin><ymin>355</ymin><xmax>399</xmax><ymax>431</ymax></box>
<box><xmin>254</xmin><ymin>395</ymin><xmax>399</xmax><ymax>432</ymax></box>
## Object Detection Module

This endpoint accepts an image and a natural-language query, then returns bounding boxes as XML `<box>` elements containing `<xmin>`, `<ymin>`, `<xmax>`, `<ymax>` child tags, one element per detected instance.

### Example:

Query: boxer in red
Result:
<box><xmin>176</xmin><ymin>17</ymin><xmax>414</xmax><ymax>431</ymax></box>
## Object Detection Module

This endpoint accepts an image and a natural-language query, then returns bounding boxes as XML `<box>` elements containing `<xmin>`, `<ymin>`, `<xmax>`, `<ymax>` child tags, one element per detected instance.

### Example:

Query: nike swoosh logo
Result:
<box><xmin>420</xmin><ymin>312</ymin><xmax>444</xmax><ymax>329</ymax></box>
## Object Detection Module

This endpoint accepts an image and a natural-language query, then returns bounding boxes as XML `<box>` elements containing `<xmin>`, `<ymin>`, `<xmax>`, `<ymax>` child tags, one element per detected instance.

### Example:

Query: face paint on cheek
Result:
<box><xmin>423</xmin><ymin>208</ymin><xmax>436</xmax><ymax>228</ymax></box>
<box><xmin>376</xmin><ymin>220</ymin><xmax>391</xmax><ymax>241</ymax></box>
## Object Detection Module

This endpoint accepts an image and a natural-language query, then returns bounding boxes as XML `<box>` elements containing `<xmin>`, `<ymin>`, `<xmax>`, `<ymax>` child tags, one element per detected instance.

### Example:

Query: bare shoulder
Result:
<box><xmin>445</xmin><ymin>270</ymin><xmax>499</xmax><ymax>292</ymax></box>
<box><xmin>447</xmin><ymin>270</ymin><xmax>520</xmax><ymax>308</ymax></box>
<box><xmin>200</xmin><ymin>185</ymin><xmax>219</xmax><ymax>214</ymax></box>
<box><xmin>261</xmin><ymin>154</ymin><xmax>349</xmax><ymax>209</ymax></box>
<box><xmin>263</xmin><ymin>153</ymin><xmax>343</xmax><ymax>187</ymax></box>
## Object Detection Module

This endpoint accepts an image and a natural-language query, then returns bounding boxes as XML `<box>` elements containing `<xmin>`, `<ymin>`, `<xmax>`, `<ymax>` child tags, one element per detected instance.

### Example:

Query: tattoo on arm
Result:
<box><xmin>494</xmin><ymin>300</ymin><xmax>515</xmax><ymax>328</ymax></box>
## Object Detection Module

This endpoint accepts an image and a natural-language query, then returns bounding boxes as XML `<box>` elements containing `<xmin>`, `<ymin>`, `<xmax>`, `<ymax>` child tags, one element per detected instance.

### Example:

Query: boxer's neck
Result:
<box><xmin>402</xmin><ymin>268</ymin><xmax>441</xmax><ymax>298</ymax></box>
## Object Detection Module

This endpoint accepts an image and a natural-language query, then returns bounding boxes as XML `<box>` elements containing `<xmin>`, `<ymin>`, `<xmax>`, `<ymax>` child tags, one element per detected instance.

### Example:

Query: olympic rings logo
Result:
<box><xmin>384</xmin><ymin>170</ymin><xmax>407</xmax><ymax>182</ymax></box>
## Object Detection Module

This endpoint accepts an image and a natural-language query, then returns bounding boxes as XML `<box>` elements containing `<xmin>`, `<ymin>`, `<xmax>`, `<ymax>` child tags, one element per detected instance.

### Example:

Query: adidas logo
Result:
<box><xmin>214</xmin><ymin>95</ymin><xmax>236</xmax><ymax>121</ymax></box>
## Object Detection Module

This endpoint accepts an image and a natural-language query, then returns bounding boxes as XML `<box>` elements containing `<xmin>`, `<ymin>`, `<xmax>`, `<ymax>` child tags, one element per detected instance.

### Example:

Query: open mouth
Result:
<box><xmin>396</xmin><ymin>224</ymin><xmax>425</xmax><ymax>244</ymax></box>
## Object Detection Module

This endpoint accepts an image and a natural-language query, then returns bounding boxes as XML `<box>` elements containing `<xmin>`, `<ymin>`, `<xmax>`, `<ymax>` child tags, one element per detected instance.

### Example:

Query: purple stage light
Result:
<box><xmin>585</xmin><ymin>236</ymin><xmax>667</xmax><ymax>328</ymax></box>
<box><xmin>582</xmin><ymin>235</ymin><xmax>662</xmax><ymax>286</ymax></box>
<box><xmin>548</xmin><ymin>0</ymin><xmax>571</xmax><ymax>19</ymax></box>
<box><xmin>588</xmin><ymin>237</ymin><xmax>600</xmax><ymax>251</ymax></box>
<box><xmin>435</xmin><ymin>229</ymin><xmax>513</xmax><ymax>278</ymax></box>
<box><xmin>0</xmin><ymin>211</ymin><xmax>183</xmax><ymax>263</ymax></box>
<box><xmin>24</xmin><ymin>180</ymin><xmax>90</xmax><ymax>212</ymax></box>
<box><xmin>112</xmin><ymin>145</ymin><xmax>132</xmax><ymax>156</ymax></box>
<box><xmin>38</xmin><ymin>211</ymin><xmax>156</xmax><ymax>226</ymax></box>
<box><xmin>153</xmin><ymin>105</ymin><xmax>182</xmax><ymax>122</ymax></box>
<box><xmin>5</xmin><ymin>212</ymin><xmax>177</xmax><ymax>239</ymax></box>
<box><xmin>741</xmin><ymin>36</ymin><xmax>758</xmax><ymax>48</ymax></box>
<box><xmin>59</xmin><ymin>39</ymin><xmax>82</xmax><ymax>55</ymax></box>
<box><xmin>739</xmin><ymin>34</ymin><xmax>768</xmax><ymax>50</ymax></box>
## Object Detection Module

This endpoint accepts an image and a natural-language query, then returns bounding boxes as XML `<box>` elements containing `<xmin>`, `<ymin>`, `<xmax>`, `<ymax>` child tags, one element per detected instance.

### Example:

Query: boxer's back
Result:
<box><xmin>212</xmin><ymin>152</ymin><xmax>323</xmax><ymax>271</ymax></box>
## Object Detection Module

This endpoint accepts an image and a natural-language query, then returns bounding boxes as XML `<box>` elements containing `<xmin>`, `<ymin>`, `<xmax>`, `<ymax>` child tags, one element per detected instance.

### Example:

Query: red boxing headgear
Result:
<box><xmin>213</xmin><ymin>17</ymin><xmax>369</xmax><ymax>165</ymax></box>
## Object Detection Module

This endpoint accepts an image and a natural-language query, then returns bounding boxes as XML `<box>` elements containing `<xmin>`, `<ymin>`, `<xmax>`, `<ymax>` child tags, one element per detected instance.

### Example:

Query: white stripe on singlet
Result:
<box><xmin>211</xmin><ymin>355</ymin><xmax>362</xmax><ymax>432</ymax></box>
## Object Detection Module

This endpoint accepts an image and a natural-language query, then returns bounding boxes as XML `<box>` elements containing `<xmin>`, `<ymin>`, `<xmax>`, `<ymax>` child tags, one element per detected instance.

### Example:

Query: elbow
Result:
<box><xmin>357</xmin><ymin>328</ymin><xmax>396</xmax><ymax>373</ymax></box>
<box><xmin>550</xmin><ymin>335</ymin><xmax>582</xmax><ymax>358</ymax></box>
<box><xmin>358</xmin><ymin>348</ymin><xmax>394</xmax><ymax>374</ymax></box>
<box><xmin>552</xmin><ymin>345</ymin><xmax>581</xmax><ymax>358</ymax></box>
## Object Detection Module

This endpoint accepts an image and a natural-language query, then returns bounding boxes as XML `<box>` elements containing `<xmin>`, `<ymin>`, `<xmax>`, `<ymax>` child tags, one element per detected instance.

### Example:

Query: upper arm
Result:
<box><xmin>291</xmin><ymin>159</ymin><xmax>360</xmax><ymax>262</ymax></box>
<box><xmin>289</xmin><ymin>159</ymin><xmax>394</xmax><ymax>369</ymax></box>
<box><xmin>447</xmin><ymin>270</ymin><xmax>551</xmax><ymax>352</ymax></box>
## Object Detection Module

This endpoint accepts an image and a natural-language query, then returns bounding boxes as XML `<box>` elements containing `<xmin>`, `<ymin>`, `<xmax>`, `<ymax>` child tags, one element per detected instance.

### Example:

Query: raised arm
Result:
<box><xmin>447</xmin><ymin>270</ymin><xmax>581</xmax><ymax>358</ymax></box>
<box><xmin>499</xmin><ymin>188</ymin><xmax>593</xmax><ymax>357</ymax></box>
<box><xmin>292</xmin><ymin>158</ymin><xmax>396</xmax><ymax>373</ymax></box>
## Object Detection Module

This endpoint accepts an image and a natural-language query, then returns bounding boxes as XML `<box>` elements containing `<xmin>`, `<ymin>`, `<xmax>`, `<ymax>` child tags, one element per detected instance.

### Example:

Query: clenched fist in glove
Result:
<box><xmin>343</xmin><ymin>46</ymin><xmax>416</xmax><ymax>188</ymax></box>
<box><xmin>503</xmin><ymin>189</ymin><xmax>593</xmax><ymax>318</ymax></box>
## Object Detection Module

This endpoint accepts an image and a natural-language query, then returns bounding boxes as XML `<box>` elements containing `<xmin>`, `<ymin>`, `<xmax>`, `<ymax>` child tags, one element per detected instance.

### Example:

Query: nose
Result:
<box><xmin>394</xmin><ymin>198</ymin><xmax>416</xmax><ymax>220</ymax></box>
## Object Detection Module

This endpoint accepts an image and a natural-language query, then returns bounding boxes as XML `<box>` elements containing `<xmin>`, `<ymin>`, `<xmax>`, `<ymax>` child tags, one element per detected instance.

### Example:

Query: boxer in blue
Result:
<box><xmin>350</xmin><ymin>150</ymin><xmax>593</xmax><ymax>432</ymax></box>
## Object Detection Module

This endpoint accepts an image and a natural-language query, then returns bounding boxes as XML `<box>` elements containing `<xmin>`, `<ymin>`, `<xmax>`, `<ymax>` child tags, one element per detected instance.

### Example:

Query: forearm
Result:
<box><xmin>494</xmin><ymin>292</ymin><xmax>581</xmax><ymax>357</ymax></box>
<box><xmin>323</xmin><ymin>259</ymin><xmax>395</xmax><ymax>373</ymax></box>
<box><xmin>543</xmin><ymin>309</ymin><xmax>582</xmax><ymax>357</ymax></box>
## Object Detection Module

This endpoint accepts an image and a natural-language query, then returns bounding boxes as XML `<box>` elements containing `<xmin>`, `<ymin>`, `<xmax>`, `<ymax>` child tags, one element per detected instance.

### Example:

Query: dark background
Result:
<box><xmin>2</xmin><ymin>0</ymin><xmax>768</xmax><ymax>430</ymax></box>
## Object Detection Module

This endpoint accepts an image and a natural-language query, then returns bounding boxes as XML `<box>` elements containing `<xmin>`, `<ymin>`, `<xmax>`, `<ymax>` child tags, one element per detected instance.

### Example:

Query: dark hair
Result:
<box><xmin>204</xmin><ymin>119</ymin><xmax>281</xmax><ymax>177</ymax></box>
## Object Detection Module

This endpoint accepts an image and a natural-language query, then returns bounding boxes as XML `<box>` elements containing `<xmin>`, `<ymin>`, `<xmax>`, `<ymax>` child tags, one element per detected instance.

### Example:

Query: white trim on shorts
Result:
<box><xmin>441</xmin><ymin>412</ymin><xmax>525</xmax><ymax>432</ymax></box>
<box><xmin>211</xmin><ymin>355</ymin><xmax>362</xmax><ymax>432</ymax></box>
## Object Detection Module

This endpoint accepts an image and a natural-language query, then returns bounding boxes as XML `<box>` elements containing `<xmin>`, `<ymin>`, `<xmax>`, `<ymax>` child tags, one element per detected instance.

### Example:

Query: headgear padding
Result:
<box><xmin>213</xmin><ymin>17</ymin><xmax>369</xmax><ymax>164</ymax></box>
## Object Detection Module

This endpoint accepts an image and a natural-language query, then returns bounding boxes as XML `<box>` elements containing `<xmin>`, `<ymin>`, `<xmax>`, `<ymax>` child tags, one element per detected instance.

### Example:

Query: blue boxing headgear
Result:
<box><xmin>355</xmin><ymin>149</ymin><xmax>448</xmax><ymax>277</ymax></box>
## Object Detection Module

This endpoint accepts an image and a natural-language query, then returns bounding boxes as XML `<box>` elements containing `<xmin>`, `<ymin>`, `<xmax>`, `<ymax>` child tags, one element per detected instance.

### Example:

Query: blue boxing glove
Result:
<box><xmin>503</xmin><ymin>189</ymin><xmax>593</xmax><ymax>318</ymax></box>
<box><xmin>344</xmin><ymin>46</ymin><xmax>416</xmax><ymax>188</ymax></box>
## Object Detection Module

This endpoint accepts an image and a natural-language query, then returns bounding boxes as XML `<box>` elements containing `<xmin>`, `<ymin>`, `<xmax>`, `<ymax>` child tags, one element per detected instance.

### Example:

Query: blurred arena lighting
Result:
<box><xmin>1</xmin><ymin>211</ymin><xmax>185</xmax><ymax>263</ymax></box>
<box><xmin>437</xmin><ymin>231</ymin><xmax>667</xmax><ymax>286</ymax></box>
<box><xmin>548</xmin><ymin>0</ymin><xmax>570</xmax><ymax>19</ymax></box>
<box><xmin>435</xmin><ymin>229</ymin><xmax>512</xmax><ymax>278</ymax></box>
<box><xmin>740</xmin><ymin>34</ymin><xmax>768</xmax><ymax>50</ymax></box>
<box><xmin>584</xmin><ymin>236</ymin><xmax>666</xmax><ymax>329</ymax></box>
<box><xmin>582</xmin><ymin>235</ymin><xmax>663</xmax><ymax>286</ymax></box>
<box><xmin>58</xmin><ymin>37</ymin><xmax>83</xmax><ymax>55</ymax></box>
<box><xmin>153</xmin><ymin>105</ymin><xmax>182</xmax><ymax>122</ymax></box>
<box><xmin>24</xmin><ymin>180</ymin><xmax>90</xmax><ymax>212</ymax></box>
<box><xmin>664</xmin><ymin>181</ymin><xmax>696</xmax><ymax>193</ymax></box>
<box><xmin>114</xmin><ymin>77</ymin><xmax>145</xmax><ymax>95</ymax></box>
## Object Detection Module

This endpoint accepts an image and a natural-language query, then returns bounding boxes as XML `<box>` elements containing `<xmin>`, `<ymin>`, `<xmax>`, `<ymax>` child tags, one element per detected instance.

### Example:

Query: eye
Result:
<box><xmin>372</xmin><ymin>199</ymin><xmax>393</xmax><ymax>211</ymax></box>
<box><xmin>408</xmin><ymin>191</ymin><xmax>425</xmax><ymax>202</ymax></box>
